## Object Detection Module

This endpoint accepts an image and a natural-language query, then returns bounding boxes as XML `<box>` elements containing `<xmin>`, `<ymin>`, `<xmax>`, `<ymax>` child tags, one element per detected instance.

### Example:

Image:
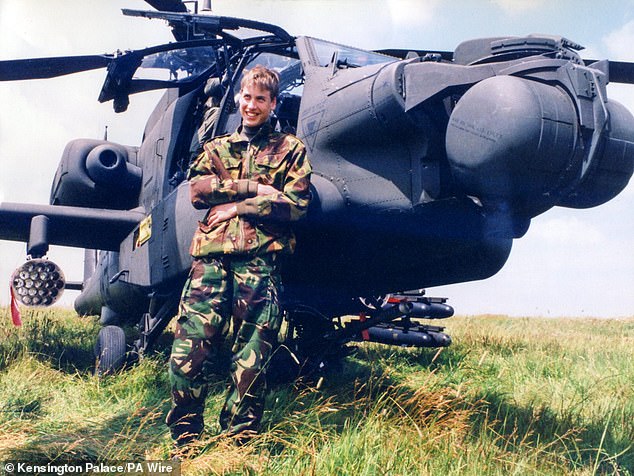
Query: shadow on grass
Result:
<box><xmin>471</xmin><ymin>389</ymin><xmax>633</xmax><ymax>474</ymax></box>
<box><xmin>263</xmin><ymin>343</ymin><xmax>633</xmax><ymax>474</ymax></box>
<box><xmin>0</xmin><ymin>310</ymin><xmax>99</xmax><ymax>374</ymax></box>
<box><xmin>0</xmin><ymin>358</ymin><xmax>177</xmax><ymax>462</ymax></box>
<box><xmin>0</xmin><ymin>309</ymin><xmax>177</xmax><ymax>375</ymax></box>
<box><xmin>2</xmin><ymin>409</ymin><xmax>166</xmax><ymax>462</ymax></box>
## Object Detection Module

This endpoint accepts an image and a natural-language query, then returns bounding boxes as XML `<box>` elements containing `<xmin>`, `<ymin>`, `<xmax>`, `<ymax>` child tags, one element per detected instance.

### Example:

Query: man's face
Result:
<box><xmin>239</xmin><ymin>83</ymin><xmax>277</xmax><ymax>128</ymax></box>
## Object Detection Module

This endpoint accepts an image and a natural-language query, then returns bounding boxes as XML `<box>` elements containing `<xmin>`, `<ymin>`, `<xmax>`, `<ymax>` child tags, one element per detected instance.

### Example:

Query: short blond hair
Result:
<box><xmin>240</xmin><ymin>65</ymin><xmax>280</xmax><ymax>100</ymax></box>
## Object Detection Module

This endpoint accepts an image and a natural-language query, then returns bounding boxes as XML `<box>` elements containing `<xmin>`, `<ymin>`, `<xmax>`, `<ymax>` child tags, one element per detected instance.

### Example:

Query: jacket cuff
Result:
<box><xmin>236</xmin><ymin>200</ymin><xmax>259</xmax><ymax>216</ymax></box>
<box><xmin>236</xmin><ymin>180</ymin><xmax>259</xmax><ymax>198</ymax></box>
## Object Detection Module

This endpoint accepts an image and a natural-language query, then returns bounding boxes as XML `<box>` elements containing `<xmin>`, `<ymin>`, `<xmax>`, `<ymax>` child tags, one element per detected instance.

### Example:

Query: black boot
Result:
<box><xmin>166</xmin><ymin>405</ymin><xmax>204</xmax><ymax>446</ymax></box>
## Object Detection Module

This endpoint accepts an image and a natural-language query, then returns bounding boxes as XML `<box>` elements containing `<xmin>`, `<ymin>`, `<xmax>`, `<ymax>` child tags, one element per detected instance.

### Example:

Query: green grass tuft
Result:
<box><xmin>0</xmin><ymin>307</ymin><xmax>632</xmax><ymax>475</ymax></box>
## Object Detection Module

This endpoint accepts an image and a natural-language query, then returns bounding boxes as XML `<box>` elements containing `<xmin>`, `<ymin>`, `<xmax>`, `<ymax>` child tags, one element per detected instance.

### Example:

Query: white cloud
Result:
<box><xmin>490</xmin><ymin>0</ymin><xmax>547</xmax><ymax>14</ymax></box>
<box><xmin>387</xmin><ymin>0</ymin><xmax>439</xmax><ymax>29</ymax></box>
<box><xmin>529</xmin><ymin>216</ymin><xmax>604</xmax><ymax>246</ymax></box>
<box><xmin>603</xmin><ymin>20</ymin><xmax>634</xmax><ymax>61</ymax></box>
<box><xmin>210</xmin><ymin>0</ymin><xmax>443</xmax><ymax>50</ymax></box>
<box><xmin>1</xmin><ymin>0</ymin><xmax>172</xmax><ymax>59</ymax></box>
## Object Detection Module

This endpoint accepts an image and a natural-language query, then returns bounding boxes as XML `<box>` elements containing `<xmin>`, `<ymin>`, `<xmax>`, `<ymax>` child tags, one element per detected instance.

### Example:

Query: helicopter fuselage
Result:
<box><xmin>2</xmin><ymin>16</ymin><xmax>633</xmax><ymax>361</ymax></box>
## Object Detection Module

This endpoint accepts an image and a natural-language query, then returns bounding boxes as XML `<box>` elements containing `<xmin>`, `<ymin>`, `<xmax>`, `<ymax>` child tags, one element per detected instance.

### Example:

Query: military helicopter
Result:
<box><xmin>1</xmin><ymin>0</ymin><xmax>633</xmax><ymax>375</ymax></box>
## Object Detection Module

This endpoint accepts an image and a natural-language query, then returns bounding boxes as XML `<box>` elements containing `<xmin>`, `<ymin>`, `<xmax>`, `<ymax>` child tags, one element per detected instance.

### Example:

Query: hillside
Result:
<box><xmin>0</xmin><ymin>307</ymin><xmax>632</xmax><ymax>475</ymax></box>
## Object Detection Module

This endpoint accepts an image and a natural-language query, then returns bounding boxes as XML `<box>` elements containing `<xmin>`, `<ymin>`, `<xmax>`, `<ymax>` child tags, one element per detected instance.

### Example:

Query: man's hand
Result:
<box><xmin>257</xmin><ymin>183</ymin><xmax>278</xmax><ymax>196</ymax></box>
<box><xmin>207</xmin><ymin>202</ymin><xmax>238</xmax><ymax>227</ymax></box>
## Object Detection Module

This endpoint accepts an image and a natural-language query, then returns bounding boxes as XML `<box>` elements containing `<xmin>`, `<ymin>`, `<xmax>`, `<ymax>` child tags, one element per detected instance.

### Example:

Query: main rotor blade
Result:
<box><xmin>375</xmin><ymin>48</ymin><xmax>454</xmax><ymax>61</ymax></box>
<box><xmin>144</xmin><ymin>0</ymin><xmax>188</xmax><ymax>12</ymax></box>
<box><xmin>0</xmin><ymin>55</ymin><xmax>112</xmax><ymax>81</ymax></box>
<box><xmin>607</xmin><ymin>60</ymin><xmax>634</xmax><ymax>84</ymax></box>
<box><xmin>583</xmin><ymin>59</ymin><xmax>634</xmax><ymax>84</ymax></box>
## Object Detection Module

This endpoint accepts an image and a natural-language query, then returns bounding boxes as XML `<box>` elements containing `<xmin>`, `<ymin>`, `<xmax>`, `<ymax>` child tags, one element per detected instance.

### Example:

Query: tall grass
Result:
<box><xmin>0</xmin><ymin>307</ymin><xmax>632</xmax><ymax>475</ymax></box>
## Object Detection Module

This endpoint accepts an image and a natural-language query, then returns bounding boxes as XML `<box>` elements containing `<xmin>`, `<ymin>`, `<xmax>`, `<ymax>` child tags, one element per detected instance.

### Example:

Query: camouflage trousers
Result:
<box><xmin>167</xmin><ymin>253</ymin><xmax>281</xmax><ymax>440</ymax></box>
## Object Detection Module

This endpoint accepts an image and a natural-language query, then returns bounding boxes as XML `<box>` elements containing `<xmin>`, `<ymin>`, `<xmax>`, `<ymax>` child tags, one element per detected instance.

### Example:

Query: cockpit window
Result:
<box><xmin>310</xmin><ymin>38</ymin><xmax>396</xmax><ymax>68</ymax></box>
<box><xmin>98</xmin><ymin>40</ymin><xmax>225</xmax><ymax>105</ymax></box>
<box><xmin>244</xmin><ymin>51</ymin><xmax>303</xmax><ymax>95</ymax></box>
<box><xmin>134</xmin><ymin>46</ymin><xmax>218</xmax><ymax>81</ymax></box>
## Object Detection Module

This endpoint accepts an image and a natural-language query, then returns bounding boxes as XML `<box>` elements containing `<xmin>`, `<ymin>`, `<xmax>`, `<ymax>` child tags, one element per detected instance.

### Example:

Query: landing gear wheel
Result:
<box><xmin>94</xmin><ymin>325</ymin><xmax>127</xmax><ymax>375</ymax></box>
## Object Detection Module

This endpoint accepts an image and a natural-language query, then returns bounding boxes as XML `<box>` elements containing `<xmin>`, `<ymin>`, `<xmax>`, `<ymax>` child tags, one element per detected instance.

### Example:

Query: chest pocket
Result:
<box><xmin>221</xmin><ymin>155</ymin><xmax>243</xmax><ymax>179</ymax></box>
<box><xmin>254</xmin><ymin>154</ymin><xmax>286</xmax><ymax>186</ymax></box>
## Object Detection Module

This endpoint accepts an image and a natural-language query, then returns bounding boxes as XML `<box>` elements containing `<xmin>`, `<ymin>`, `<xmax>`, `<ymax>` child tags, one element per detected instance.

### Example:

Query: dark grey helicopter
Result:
<box><xmin>1</xmin><ymin>0</ymin><xmax>633</xmax><ymax>375</ymax></box>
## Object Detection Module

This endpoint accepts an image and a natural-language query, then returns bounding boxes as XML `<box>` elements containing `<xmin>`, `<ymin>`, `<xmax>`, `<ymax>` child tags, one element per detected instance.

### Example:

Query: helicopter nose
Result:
<box><xmin>445</xmin><ymin>75</ymin><xmax>634</xmax><ymax>216</ymax></box>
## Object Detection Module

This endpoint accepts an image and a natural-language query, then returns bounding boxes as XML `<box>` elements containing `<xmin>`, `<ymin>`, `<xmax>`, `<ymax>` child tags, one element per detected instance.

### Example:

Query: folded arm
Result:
<box><xmin>235</xmin><ymin>146</ymin><xmax>312</xmax><ymax>223</ymax></box>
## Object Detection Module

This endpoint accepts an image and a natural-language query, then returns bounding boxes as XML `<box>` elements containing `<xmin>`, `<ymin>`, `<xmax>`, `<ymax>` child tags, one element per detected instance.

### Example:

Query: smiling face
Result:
<box><xmin>239</xmin><ymin>83</ymin><xmax>277</xmax><ymax>128</ymax></box>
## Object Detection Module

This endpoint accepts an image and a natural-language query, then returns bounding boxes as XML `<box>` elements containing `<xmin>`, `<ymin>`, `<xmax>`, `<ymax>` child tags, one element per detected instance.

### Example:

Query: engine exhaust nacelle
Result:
<box><xmin>558</xmin><ymin>100</ymin><xmax>634</xmax><ymax>208</ymax></box>
<box><xmin>446</xmin><ymin>75</ymin><xmax>634</xmax><ymax>217</ymax></box>
<box><xmin>50</xmin><ymin>139</ymin><xmax>142</xmax><ymax>210</ymax></box>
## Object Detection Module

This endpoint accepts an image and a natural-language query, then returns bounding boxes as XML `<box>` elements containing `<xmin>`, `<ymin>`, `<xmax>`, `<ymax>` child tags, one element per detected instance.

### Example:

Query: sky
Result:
<box><xmin>0</xmin><ymin>0</ymin><xmax>633</xmax><ymax>318</ymax></box>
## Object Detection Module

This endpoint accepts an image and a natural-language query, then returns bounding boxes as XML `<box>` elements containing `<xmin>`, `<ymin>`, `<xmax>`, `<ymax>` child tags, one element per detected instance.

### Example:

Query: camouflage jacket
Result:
<box><xmin>188</xmin><ymin>123</ymin><xmax>312</xmax><ymax>257</ymax></box>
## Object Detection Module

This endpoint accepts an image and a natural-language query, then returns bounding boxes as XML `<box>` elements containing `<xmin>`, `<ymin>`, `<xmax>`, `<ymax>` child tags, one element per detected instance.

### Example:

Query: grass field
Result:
<box><xmin>0</xmin><ymin>307</ymin><xmax>632</xmax><ymax>475</ymax></box>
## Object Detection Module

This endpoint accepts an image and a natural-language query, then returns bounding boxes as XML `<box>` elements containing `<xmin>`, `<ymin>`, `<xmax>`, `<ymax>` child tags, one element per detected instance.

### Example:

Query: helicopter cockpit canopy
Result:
<box><xmin>97</xmin><ymin>11</ymin><xmax>298</xmax><ymax>112</ymax></box>
<box><xmin>308</xmin><ymin>39</ymin><xmax>397</xmax><ymax>68</ymax></box>
<box><xmin>95</xmin><ymin>7</ymin><xmax>404</xmax><ymax>113</ymax></box>
<box><xmin>97</xmin><ymin>40</ymin><xmax>223</xmax><ymax>112</ymax></box>
<box><xmin>136</xmin><ymin>45</ymin><xmax>219</xmax><ymax>81</ymax></box>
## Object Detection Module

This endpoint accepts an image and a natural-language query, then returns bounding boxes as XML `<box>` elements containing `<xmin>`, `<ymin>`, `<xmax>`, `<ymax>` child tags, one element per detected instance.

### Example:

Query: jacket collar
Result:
<box><xmin>231</xmin><ymin>122</ymin><xmax>274</xmax><ymax>144</ymax></box>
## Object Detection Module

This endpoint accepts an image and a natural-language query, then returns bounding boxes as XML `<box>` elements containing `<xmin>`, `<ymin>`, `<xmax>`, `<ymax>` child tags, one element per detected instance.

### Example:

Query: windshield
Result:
<box><xmin>134</xmin><ymin>46</ymin><xmax>218</xmax><ymax>81</ymax></box>
<box><xmin>310</xmin><ymin>38</ymin><xmax>396</xmax><ymax>68</ymax></box>
<box><xmin>245</xmin><ymin>51</ymin><xmax>303</xmax><ymax>94</ymax></box>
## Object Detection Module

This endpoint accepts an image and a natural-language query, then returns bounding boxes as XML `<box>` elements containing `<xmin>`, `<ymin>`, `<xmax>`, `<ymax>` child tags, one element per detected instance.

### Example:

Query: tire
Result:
<box><xmin>94</xmin><ymin>325</ymin><xmax>127</xmax><ymax>375</ymax></box>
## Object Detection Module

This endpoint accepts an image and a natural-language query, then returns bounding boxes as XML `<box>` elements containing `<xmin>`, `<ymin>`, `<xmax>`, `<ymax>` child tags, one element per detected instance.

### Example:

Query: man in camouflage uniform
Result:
<box><xmin>166</xmin><ymin>65</ymin><xmax>312</xmax><ymax>445</ymax></box>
